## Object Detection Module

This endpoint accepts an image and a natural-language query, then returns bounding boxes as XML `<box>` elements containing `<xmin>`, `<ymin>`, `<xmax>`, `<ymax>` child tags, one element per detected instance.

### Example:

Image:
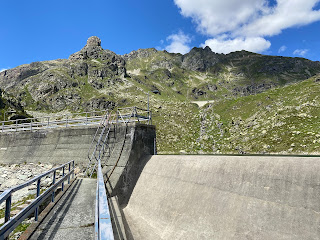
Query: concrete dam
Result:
<box><xmin>1</xmin><ymin>114</ymin><xmax>320</xmax><ymax>239</ymax></box>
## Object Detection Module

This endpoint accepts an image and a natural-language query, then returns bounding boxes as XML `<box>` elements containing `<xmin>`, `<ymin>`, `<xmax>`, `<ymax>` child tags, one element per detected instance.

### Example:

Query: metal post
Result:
<box><xmin>47</xmin><ymin>117</ymin><xmax>50</xmax><ymax>128</ymax></box>
<box><xmin>147</xmin><ymin>91</ymin><xmax>149</xmax><ymax>112</ymax></box>
<box><xmin>35</xmin><ymin>179</ymin><xmax>41</xmax><ymax>221</ymax></box>
<box><xmin>66</xmin><ymin>116</ymin><xmax>68</xmax><ymax>128</ymax></box>
<box><xmin>5</xmin><ymin>195</ymin><xmax>11</xmax><ymax>223</ymax></box>
<box><xmin>86</xmin><ymin>112</ymin><xmax>88</xmax><ymax>125</ymax></box>
<box><xmin>15</xmin><ymin>119</ymin><xmax>17</xmax><ymax>132</ymax></box>
<box><xmin>116</xmin><ymin>110</ymin><xmax>118</xmax><ymax>124</ymax></box>
<box><xmin>62</xmin><ymin>166</ymin><xmax>65</xmax><ymax>192</ymax></box>
<box><xmin>2</xmin><ymin>121</ymin><xmax>3</xmax><ymax>133</ymax></box>
<box><xmin>72</xmin><ymin>161</ymin><xmax>75</xmax><ymax>179</ymax></box>
<box><xmin>4</xmin><ymin>195</ymin><xmax>11</xmax><ymax>240</ymax></box>
<box><xmin>68</xmin><ymin>163</ymin><xmax>71</xmax><ymax>184</ymax></box>
<box><xmin>52</xmin><ymin>170</ymin><xmax>56</xmax><ymax>202</ymax></box>
<box><xmin>30</xmin><ymin>120</ymin><xmax>33</xmax><ymax>132</ymax></box>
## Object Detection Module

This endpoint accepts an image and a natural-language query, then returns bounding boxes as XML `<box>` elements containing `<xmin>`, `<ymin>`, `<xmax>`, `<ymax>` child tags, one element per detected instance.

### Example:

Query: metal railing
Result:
<box><xmin>0</xmin><ymin>107</ymin><xmax>152</xmax><ymax>134</ymax></box>
<box><xmin>0</xmin><ymin>161</ymin><xmax>75</xmax><ymax>240</ymax></box>
<box><xmin>116</xmin><ymin>107</ymin><xmax>152</xmax><ymax>125</ymax></box>
<box><xmin>0</xmin><ymin>110</ymin><xmax>106</xmax><ymax>133</ymax></box>
<box><xmin>95</xmin><ymin>159</ymin><xmax>114</xmax><ymax>240</ymax></box>
<box><xmin>86</xmin><ymin>110</ymin><xmax>116</xmax><ymax>177</ymax></box>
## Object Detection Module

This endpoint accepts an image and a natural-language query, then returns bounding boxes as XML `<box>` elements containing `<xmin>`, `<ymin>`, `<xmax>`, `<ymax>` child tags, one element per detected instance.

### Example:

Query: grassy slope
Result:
<box><xmin>197</xmin><ymin>75</ymin><xmax>320</xmax><ymax>154</ymax></box>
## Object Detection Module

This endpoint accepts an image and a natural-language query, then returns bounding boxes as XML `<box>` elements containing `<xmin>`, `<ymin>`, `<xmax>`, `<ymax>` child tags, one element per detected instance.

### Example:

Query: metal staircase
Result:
<box><xmin>85</xmin><ymin>110</ymin><xmax>115</xmax><ymax>177</ymax></box>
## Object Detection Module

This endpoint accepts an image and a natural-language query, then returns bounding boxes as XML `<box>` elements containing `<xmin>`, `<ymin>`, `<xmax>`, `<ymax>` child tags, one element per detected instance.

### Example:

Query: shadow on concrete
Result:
<box><xmin>117</xmin><ymin>155</ymin><xmax>152</xmax><ymax>240</ymax></box>
<box><xmin>30</xmin><ymin>179</ymin><xmax>82</xmax><ymax>240</ymax></box>
<box><xmin>114</xmin><ymin>155</ymin><xmax>152</xmax><ymax>207</ymax></box>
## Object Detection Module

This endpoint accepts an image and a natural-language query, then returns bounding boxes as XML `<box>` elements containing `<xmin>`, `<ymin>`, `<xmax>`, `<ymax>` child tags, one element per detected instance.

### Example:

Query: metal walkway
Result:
<box><xmin>29</xmin><ymin>178</ymin><xmax>96</xmax><ymax>240</ymax></box>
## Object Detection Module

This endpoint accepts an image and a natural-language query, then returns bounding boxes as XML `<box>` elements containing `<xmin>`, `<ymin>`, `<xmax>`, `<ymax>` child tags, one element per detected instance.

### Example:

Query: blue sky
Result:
<box><xmin>1</xmin><ymin>0</ymin><xmax>320</xmax><ymax>71</ymax></box>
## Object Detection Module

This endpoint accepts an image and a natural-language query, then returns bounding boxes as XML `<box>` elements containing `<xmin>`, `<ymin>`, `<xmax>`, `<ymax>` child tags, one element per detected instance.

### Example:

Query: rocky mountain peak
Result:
<box><xmin>86</xmin><ymin>36</ymin><xmax>101</xmax><ymax>47</ymax></box>
<box><xmin>69</xmin><ymin>36</ymin><xmax>104</xmax><ymax>61</ymax></box>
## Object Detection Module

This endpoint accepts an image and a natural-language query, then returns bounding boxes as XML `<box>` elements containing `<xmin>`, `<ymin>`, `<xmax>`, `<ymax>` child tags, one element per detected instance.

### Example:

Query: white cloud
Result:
<box><xmin>0</xmin><ymin>68</ymin><xmax>8</xmax><ymax>72</ymax></box>
<box><xmin>278</xmin><ymin>45</ymin><xmax>287</xmax><ymax>53</ymax></box>
<box><xmin>238</xmin><ymin>0</ymin><xmax>320</xmax><ymax>37</ymax></box>
<box><xmin>201</xmin><ymin>37</ymin><xmax>271</xmax><ymax>54</ymax></box>
<box><xmin>293</xmin><ymin>49</ymin><xmax>309</xmax><ymax>56</ymax></box>
<box><xmin>165</xmin><ymin>31</ymin><xmax>191</xmax><ymax>54</ymax></box>
<box><xmin>173</xmin><ymin>0</ymin><xmax>320</xmax><ymax>54</ymax></box>
<box><xmin>174</xmin><ymin>0</ymin><xmax>269</xmax><ymax>36</ymax></box>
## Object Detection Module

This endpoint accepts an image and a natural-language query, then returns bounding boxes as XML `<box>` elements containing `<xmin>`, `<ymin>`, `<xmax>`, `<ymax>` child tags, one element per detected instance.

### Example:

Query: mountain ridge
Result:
<box><xmin>0</xmin><ymin>36</ymin><xmax>319</xmax><ymax>154</ymax></box>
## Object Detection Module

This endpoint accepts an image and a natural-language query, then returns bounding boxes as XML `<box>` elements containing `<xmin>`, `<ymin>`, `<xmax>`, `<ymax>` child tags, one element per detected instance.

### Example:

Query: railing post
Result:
<box><xmin>52</xmin><ymin>170</ymin><xmax>56</xmax><ymax>202</ymax></box>
<box><xmin>62</xmin><ymin>166</ymin><xmax>65</xmax><ymax>192</ymax></box>
<box><xmin>5</xmin><ymin>195</ymin><xmax>11</xmax><ymax>223</ymax></box>
<box><xmin>4</xmin><ymin>194</ymin><xmax>11</xmax><ymax>240</ymax></box>
<box><xmin>2</xmin><ymin>121</ymin><xmax>4</xmax><ymax>133</ymax></box>
<box><xmin>72</xmin><ymin>161</ymin><xmax>75</xmax><ymax>179</ymax></box>
<box><xmin>35</xmin><ymin>179</ymin><xmax>41</xmax><ymax>221</ymax></box>
<box><xmin>116</xmin><ymin>111</ymin><xmax>118</xmax><ymax>124</ymax></box>
<box><xmin>68</xmin><ymin>163</ymin><xmax>71</xmax><ymax>184</ymax></box>
<box><xmin>30</xmin><ymin>120</ymin><xmax>33</xmax><ymax>132</ymax></box>
<box><xmin>86</xmin><ymin>112</ymin><xmax>88</xmax><ymax>125</ymax></box>
<box><xmin>66</xmin><ymin>115</ymin><xmax>68</xmax><ymax>128</ymax></box>
<box><xmin>47</xmin><ymin>117</ymin><xmax>50</xmax><ymax>128</ymax></box>
<box><xmin>16</xmin><ymin>119</ymin><xmax>18</xmax><ymax>132</ymax></box>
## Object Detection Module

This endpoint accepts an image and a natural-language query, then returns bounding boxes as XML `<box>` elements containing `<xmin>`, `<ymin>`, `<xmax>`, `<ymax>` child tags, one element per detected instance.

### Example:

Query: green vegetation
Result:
<box><xmin>195</xmin><ymin>75</ymin><xmax>320</xmax><ymax>154</ymax></box>
<box><xmin>1</xmin><ymin>45</ymin><xmax>320</xmax><ymax>154</ymax></box>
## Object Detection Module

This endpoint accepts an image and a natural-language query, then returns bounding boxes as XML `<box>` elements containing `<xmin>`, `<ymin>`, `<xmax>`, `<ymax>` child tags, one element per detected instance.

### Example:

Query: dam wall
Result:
<box><xmin>103</xmin><ymin>123</ymin><xmax>156</xmax><ymax>206</ymax></box>
<box><xmin>0</xmin><ymin>127</ymin><xmax>98</xmax><ymax>165</ymax></box>
<box><xmin>123</xmin><ymin>155</ymin><xmax>320</xmax><ymax>240</ymax></box>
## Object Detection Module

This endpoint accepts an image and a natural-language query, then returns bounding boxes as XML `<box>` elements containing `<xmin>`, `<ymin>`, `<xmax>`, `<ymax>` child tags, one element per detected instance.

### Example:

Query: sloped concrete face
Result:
<box><xmin>123</xmin><ymin>155</ymin><xmax>320</xmax><ymax>240</ymax></box>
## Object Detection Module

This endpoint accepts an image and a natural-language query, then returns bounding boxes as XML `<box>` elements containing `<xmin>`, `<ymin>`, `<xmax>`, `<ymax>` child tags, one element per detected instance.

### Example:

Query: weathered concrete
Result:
<box><xmin>123</xmin><ymin>155</ymin><xmax>320</xmax><ymax>240</ymax></box>
<box><xmin>0</xmin><ymin>127</ymin><xmax>98</xmax><ymax>165</ymax></box>
<box><xmin>103</xmin><ymin>123</ymin><xmax>156</xmax><ymax>207</ymax></box>
<box><xmin>29</xmin><ymin>178</ymin><xmax>96</xmax><ymax>240</ymax></box>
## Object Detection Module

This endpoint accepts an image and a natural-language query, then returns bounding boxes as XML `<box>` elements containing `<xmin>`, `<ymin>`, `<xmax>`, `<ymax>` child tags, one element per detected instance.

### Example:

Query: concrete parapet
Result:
<box><xmin>0</xmin><ymin>126</ymin><xmax>98</xmax><ymax>165</ymax></box>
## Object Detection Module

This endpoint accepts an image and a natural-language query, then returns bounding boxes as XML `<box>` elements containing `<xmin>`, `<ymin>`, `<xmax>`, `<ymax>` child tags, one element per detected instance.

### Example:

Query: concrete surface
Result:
<box><xmin>103</xmin><ymin>123</ymin><xmax>156</xmax><ymax>207</ymax></box>
<box><xmin>0</xmin><ymin>126</ymin><xmax>98</xmax><ymax>165</ymax></box>
<box><xmin>109</xmin><ymin>196</ymin><xmax>127</xmax><ymax>240</ymax></box>
<box><xmin>123</xmin><ymin>155</ymin><xmax>320</xmax><ymax>240</ymax></box>
<box><xmin>29</xmin><ymin>178</ymin><xmax>96</xmax><ymax>240</ymax></box>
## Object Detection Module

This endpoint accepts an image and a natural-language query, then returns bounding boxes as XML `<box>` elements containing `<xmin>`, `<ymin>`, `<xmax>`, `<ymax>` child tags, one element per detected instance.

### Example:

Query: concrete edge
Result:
<box><xmin>109</xmin><ymin>196</ymin><xmax>127</xmax><ymax>240</ymax></box>
<box><xmin>18</xmin><ymin>177</ymin><xmax>78</xmax><ymax>240</ymax></box>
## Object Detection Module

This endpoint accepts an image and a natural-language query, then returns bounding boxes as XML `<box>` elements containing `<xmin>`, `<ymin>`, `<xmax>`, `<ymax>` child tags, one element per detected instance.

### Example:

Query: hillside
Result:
<box><xmin>0</xmin><ymin>36</ymin><xmax>319</xmax><ymax>154</ymax></box>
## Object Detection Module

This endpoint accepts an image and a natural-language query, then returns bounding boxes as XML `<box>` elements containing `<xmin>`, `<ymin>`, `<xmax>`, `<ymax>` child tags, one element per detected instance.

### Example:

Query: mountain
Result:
<box><xmin>0</xmin><ymin>36</ymin><xmax>319</xmax><ymax>154</ymax></box>
<box><xmin>0</xmin><ymin>89</ymin><xmax>31</xmax><ymax>121</ymax></box>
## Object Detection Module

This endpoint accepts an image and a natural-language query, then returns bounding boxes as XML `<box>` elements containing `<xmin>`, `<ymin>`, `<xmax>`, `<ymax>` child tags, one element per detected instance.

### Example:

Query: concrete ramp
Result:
<box><xmin>123</xmin><ymin>155</ymin><xmax>320</xmax><ymax>239</ymax></box>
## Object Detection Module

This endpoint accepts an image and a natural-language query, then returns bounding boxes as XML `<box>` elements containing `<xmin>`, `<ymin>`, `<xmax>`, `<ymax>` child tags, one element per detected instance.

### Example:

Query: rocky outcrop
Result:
<box><xmin>0</xmin><ymin>62</ymin><xmax>48</xmax><ymax>91</ymax></box>
<box><xmin>182</xmin><ymin>46</ymin><xmax>220</xmax><ymax>71</ymax></box>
